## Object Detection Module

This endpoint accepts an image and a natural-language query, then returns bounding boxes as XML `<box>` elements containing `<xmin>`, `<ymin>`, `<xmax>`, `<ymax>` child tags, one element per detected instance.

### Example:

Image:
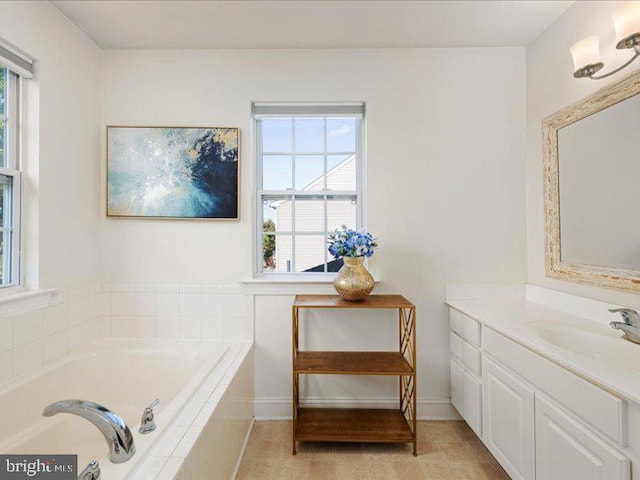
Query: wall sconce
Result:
<box><xmin>571</xmin><ymin>2</ymin><xmax>640</xmax><ymax>79</ymax></box>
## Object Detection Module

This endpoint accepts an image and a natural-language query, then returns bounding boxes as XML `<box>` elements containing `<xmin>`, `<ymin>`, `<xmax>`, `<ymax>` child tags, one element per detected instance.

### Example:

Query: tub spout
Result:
<box><xmin>42</xmin><ymin>400</ymin><xmax>135</xmax><ymax>463</ymax></box>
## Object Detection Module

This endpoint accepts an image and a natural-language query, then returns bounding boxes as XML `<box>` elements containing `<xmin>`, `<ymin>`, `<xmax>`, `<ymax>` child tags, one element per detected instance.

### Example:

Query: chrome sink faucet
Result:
<box><xmin>609</xmin><ymin>308</ymin><xmax>640</xmax><ymax>344</ymax></box>
<box><xmin>42</xmin><ymin>400</ymin><xmax>135</xmax><ymax>463</ymax></box>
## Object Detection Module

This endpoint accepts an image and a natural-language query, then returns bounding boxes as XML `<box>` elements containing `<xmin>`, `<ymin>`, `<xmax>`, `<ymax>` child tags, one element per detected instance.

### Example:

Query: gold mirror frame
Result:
<box><xmin>543</xmin><ymin>69</ymin><xmax>640</xmax><ymax>293</ymax></box>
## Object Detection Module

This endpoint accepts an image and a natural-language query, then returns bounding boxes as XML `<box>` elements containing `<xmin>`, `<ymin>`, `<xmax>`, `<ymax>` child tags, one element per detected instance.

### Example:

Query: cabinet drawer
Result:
<box><xmin>483</xmin><ymin>328</ymin><xmax>627</xmax><ymax>446</ymax></box>
<box><xmin>449</xmin><ymin>309</ymin><xmax>481</xmax><ymax>346</ymax></box>
<box><xmin>450</xmin><ymin>331</ymin><xmax>481</xmax><ymax>376</ymax></box>
<box><xmin>535</xmin><ymin>394</ymin><xmax>630</xmax><ymax>480</ymax></box>
<box><xmin>450</xmin><ymin>358</ymin><xmax>482</xmax><ymax>437</ymax></box>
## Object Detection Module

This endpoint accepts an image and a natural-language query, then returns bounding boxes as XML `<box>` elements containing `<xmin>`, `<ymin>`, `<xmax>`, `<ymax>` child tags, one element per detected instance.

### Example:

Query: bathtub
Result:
<box><xmin>0</xmin><ymin>339</ymin><xmax>254</xmax><ymax>479</ymax></box>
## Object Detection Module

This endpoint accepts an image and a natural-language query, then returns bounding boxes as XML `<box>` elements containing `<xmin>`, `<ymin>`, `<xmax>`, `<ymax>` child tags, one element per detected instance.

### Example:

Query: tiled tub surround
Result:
<box><xmin>102</xmin><ymin>285</ymin><xmax>253</xmax><ymax>343</ymax></box>
<box><xmin>0</xmin><ymin>285</ymin><xmax>253</xmax><ymax>390</ymax></box>
<box><xmin>0</xmin><ymin>287</ymin><xmax>102</xmax><ymax>386</ymax></box>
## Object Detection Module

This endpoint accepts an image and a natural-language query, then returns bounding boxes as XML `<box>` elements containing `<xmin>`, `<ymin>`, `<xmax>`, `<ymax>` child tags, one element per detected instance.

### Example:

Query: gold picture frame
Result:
<box><xmin>106</xmin><ymin>126</ymin><xmax>240</xmax><ymax>220</ymax></box>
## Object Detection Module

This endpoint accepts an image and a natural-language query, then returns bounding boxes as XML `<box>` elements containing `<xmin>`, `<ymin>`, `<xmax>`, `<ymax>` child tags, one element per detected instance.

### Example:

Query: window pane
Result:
<box><xmin>262</xmin><ymin>155</ymin><xmax>292</xmax><ymax>190</ymax></box>
<box><xmin>295</xmin><ymin>235</ymin><xmax>326</xmax><ymax>272</ymax></box>
<box><xmin>0</xmin><ymin>178</ymin><xmax>4</xmax><ymax>227</ymax></box>
<box><xmin>327</xmin><ymin>257</ymin><xmax>344</xmax><ymax>273</ymax></box>
<box><xmin>263</xmin><ymin>234</ymin><xmax>293</xmax><ymax>273</ymax></box>
<box><xmin>0</xmin><ymin>116</ymin><xmax>4</xmax><ymax>168</ymax></box>
<box><xmin>295</xmin><ymin>155</ymin><xmax>324</xmax><ymax>190</ymax></box>
<box><xmin>0</xmin><ymin>65</ymin><xmax>5</xmax><ymax>116</ymax></box>
<box><xmin>0</xmin><ymin>231</ymin><xmax>11</xmax><ymax>285</ymax></box>
<box><xmin>0</xmin><ymin>233</ymin><xmax>4</xmax><ymax>284</ymax></box>
<box><xmin>326</xmin><ymin>155</ymin><xmax>356</xmax><ymax>190</ymax></box>
<box><xmin>262</xmin><ymin>200</ymin><xmax>275</xmax><ymax>228</ymax></box>
<box><xmin>295</xmin><ymin>197</ymin><xmax>325</xmax><ymax>232</ymax></box>
<box><xmin>326</xmin><ymin>118</ymin><xmax>356</xmax><ymax>152</ymax></box>
<box><xmin>327</xmin><ymin>198</ymin><xmax>357</xmax><ymax>232</ymax></box>
<box><xmin>262</xmin><ymin>119</ymin><xmax>291</xmax><ymax>153</ymax></box>
<box><xmin>264</xmin><ymin>195</ymin><xmax>292</xmax><ymax>233</ymax></box>
<box><xmin>295</xmin><ymin>118</ymin><xmax>323</xmax><ymax>153</ymax></box>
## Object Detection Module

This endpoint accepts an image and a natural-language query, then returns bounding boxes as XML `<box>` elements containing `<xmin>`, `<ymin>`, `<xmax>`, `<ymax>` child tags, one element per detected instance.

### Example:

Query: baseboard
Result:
<box><xmin>254</xmin><ymin>397</ymin><xmax>461</xmax><ymax>420</ymax></box>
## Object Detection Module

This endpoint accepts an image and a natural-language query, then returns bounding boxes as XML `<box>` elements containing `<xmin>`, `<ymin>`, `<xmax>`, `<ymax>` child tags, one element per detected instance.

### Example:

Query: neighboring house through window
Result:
<box><xmin>254</xmin><ymin>103</ymin><xmax>364</xmax><ymax>274</ymax></box>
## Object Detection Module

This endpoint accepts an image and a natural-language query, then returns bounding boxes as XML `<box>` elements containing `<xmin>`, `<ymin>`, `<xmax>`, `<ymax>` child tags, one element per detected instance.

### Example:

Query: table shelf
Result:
<box><xmin>295</xmin><ymin>408</ymin><xmax>414</xmax><ymax>443</ymax></box>
<box><xmin>295</xmin><ymin>351</ymin><xmax>414</xmax><ymax>375</ymax></box>
<box><xmin>292</xmin><ymin>294</ymin><xmax>417</xmax><ymax>456</ymax></box>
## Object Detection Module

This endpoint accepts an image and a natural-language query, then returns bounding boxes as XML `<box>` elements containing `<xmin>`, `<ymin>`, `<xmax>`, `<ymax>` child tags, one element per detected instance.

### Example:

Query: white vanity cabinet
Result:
<box><xmin>483</xmin><ymin>356</ymin><xmax>535</xmax><ymax>480</ymax></box>
<box><xmin>535</xmin><ymin>395</ymin><xmax>630</xmax><ymax>480</ymax></box>
<box><xmin>450</xmin><ymin>358</ymin><xmax>482</xmax><ymax>436</ymax></box>
<box><xmin>449</xmin><ymin>309</ymin><xmax>482</xmax><ymax>436</ymax></box>
<box><xmin>448</xmin><ymin>306</ymin><xmax>632</xmax><ymax>480</ymax></box>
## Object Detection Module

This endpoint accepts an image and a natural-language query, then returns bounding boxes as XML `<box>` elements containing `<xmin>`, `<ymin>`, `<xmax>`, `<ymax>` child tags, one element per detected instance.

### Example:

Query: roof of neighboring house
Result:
<box><xmin>268</xmin><ymin>154</ymin><xmax>355</xmax><ymax>209</ymax></box>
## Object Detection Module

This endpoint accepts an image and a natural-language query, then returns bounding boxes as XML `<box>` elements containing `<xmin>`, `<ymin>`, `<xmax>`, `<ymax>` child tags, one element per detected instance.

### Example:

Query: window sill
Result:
<box><xmin>239</xmin><ymin>275</ymin><xmax>381</xmax><ymax>294</ymax></box>
<box><xmin>241</xmin><ymin>274</ymin><xmax>381</xmax><ymax>284</ymax></box>
<box><xmin>241</xmin><ymin>274</ymin><xmax>336</xmax><ymax>284</ymax></box>
<box><xmin>0</xmin><ymin>288</ymin><xmax>56</xmax><ymax>318</ymax></box>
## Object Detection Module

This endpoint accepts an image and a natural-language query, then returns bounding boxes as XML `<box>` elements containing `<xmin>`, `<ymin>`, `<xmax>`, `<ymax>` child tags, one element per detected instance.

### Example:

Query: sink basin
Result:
<box><xmin>528</xmin><ymin>322</ymin><xmax>640</xmax><ymax>367</ymax></box>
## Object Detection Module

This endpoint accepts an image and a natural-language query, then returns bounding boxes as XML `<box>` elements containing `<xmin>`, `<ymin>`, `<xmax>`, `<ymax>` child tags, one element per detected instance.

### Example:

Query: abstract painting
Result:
<box><xmin>107</xmin><ymin>126</ymin><xmax>239</xmax><ymax>219</ymax></box>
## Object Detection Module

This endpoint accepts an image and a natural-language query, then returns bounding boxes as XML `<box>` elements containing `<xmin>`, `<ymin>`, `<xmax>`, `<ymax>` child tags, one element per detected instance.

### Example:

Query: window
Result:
<box><xmin>254</xmin><ymin>104</ymin><xmax>364</xmax><ymax>274</ymax></box>
<box><xmin>0</xmin><ymin>63</ymin><xmax>21</xmax><ymax>287</ymax></box>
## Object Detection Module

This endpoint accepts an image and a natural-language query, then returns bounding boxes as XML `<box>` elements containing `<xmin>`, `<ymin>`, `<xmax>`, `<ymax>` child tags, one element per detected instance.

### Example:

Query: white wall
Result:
<box><xmin>101</xmin><ymin>48</ymin><xmax>527</xmax><ymax>417</ymax></box>
<box><xmin>526</xmin><ymin>0</ymin><xmax>640</xmax><ymax>308</ymax></box>
<box><xmin>0</xmin><ymin>1</ymin><xmax>101</xmax><ymax>291</ymax></box>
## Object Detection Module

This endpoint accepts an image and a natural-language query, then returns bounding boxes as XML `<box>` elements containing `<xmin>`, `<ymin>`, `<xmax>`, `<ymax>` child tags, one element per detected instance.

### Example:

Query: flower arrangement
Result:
<box><xmin>328</xmin><ymin>225</ymin><xmax>378</xmax><ymax>258</ymax></box>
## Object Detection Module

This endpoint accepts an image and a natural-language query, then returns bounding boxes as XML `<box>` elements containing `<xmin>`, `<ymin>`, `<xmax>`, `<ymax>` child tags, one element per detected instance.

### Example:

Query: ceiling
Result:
<box><xmin>52</xmin><ymin>0</ymin><xmax>573</xmax><ymax>50</ymax></box>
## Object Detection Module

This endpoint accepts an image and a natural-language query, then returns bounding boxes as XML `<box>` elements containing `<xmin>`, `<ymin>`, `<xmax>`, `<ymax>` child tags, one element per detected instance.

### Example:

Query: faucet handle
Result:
<box><xmin>78</xmin><ymin>460</ymin><xmax>101</xmax><ymax>480</ymax></box>
<box><xmin>609</xmin><ymin>308</ymin><xmax>640</xmax><ymax>326</ymax></box>
<box><xmin>139</xmin><ymin>398</ymin><xmax>160</xmax><ymax>434</ymax></box>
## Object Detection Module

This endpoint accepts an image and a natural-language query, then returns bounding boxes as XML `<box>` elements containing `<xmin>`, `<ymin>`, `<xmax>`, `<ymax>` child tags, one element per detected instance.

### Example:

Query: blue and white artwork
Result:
<box><xmin>107</xmin><ymin>127</ymin><xmax>239</xmax><ymax>218</ymax></box>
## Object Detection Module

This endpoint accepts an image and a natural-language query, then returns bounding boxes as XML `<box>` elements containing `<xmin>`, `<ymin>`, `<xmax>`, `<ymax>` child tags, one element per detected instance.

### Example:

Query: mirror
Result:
<box><xmin>543</xmin><ymin>69</ymin><xmax>640</xmax><ymax>292</ymax></box>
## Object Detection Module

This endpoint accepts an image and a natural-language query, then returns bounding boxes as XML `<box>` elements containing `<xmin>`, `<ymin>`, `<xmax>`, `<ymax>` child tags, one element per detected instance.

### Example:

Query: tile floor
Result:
<box><xmin>236</xmin><ymin>420</ymin><xmax>510</xmax><ymax>480</ymax></box>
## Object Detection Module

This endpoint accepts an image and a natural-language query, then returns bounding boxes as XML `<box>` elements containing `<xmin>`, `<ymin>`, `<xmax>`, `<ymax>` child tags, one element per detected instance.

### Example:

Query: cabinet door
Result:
<box><xmin>536</xmin><ymin>395</ymin><xmax>630</xmax><ymax>480</ymax></box>
<box><xmin>482</xmin><ymin>356</ymin><xmax>535</xmax><ymax>480</ymax></box>
<box><xmin>450</xmin><ymin>359</ymin><xmax>482</xmax><ymax>437</ymax></box>
<box><xmin>451</xmin><ymin>359</ymin><xmax>463</xmax><ymax>414</ymax></box>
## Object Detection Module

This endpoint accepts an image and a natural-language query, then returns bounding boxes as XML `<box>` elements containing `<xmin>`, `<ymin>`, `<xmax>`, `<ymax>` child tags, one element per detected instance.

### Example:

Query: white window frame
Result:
<box><xmin>0</xmin><ymin>67</ymin><xmax>22</xmax><ymax>289</ymax></box>
<box><xmin>253</xmin><ymin>103</ymin><xmax>365</xmax><ymax>277</ymax></box>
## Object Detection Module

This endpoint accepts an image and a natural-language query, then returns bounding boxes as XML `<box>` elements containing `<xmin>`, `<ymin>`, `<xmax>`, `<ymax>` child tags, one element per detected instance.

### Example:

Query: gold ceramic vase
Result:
<box><xmin>334</xmin><ymin>256</ymin><xmax>374</xmax><ymax>301</ymax></box>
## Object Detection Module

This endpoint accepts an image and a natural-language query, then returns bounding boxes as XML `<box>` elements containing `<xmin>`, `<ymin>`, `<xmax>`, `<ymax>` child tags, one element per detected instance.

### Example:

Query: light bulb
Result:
<box><xmin>613</xmin><ymin>2</ymin><xmax>640</xmax><ymax>49</ymax></box>
<box><xmin>570</xmin><ymin>36</ymin><xmax>604</xmax><ymax>78</ymax></box>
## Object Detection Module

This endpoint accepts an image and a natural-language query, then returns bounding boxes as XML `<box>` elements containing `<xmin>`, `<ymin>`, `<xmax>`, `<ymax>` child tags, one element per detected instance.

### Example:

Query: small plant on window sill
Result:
<box><xmin>328</xmin><ymin>225</ymin><xmax>378</xmax><ymax>301</ymax></box>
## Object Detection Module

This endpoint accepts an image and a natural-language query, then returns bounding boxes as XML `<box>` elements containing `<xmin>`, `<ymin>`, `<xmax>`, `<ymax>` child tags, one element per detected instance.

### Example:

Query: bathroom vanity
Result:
<box><xmin>447</xmin><ymin>286</ymin><xmax>640</xmax><ymax>480</ymax></box>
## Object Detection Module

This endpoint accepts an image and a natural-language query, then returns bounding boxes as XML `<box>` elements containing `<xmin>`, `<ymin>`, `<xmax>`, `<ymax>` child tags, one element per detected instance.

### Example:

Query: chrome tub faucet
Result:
<box><xmin>609</xmin><ymin>308</ymin><xmax>640</xmax><ymax>344</ymax></box>
<box><xmin>139</xmin><ymin>398</ymin><xmax>160</xmax><ymax>434</ymax></box>
<box><xmin>78</xmin><ymin>460</ymin><xmax>101</xmax><ymax>480</ymax></box>
<box><xmin>42</xmin><ymin>400</ymin><xmax>135</xmax><ymax>463</ymax></box>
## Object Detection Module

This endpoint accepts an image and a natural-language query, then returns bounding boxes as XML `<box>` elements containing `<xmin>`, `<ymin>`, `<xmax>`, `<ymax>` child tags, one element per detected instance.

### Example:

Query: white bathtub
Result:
<box><xmin>0</xmin><ymin>339</ymin><xmax>253</xmax><ymax>479</ymax></box>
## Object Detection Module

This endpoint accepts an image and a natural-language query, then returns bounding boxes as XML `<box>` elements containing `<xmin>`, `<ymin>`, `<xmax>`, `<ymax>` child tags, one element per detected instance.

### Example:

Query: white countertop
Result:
<box><xmin>446</xmin><ymin>296</ymin><xmax>640</xmax><ymax>405</ymax></box>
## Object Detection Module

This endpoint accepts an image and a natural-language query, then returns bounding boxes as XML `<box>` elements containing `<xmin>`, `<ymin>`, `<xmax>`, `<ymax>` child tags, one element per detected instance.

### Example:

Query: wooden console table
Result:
<box><xmin>291</xmin><ymin>294</ymin><xmax>417</xmax><ymax>456</ymax></box>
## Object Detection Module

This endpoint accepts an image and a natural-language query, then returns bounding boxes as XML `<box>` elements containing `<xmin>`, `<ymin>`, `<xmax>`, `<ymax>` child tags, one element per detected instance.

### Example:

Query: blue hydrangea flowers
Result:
<box><xmin>328</xmin><ymin>225</ymin><xmax>378</xmax><ymax>258</ymax></box>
